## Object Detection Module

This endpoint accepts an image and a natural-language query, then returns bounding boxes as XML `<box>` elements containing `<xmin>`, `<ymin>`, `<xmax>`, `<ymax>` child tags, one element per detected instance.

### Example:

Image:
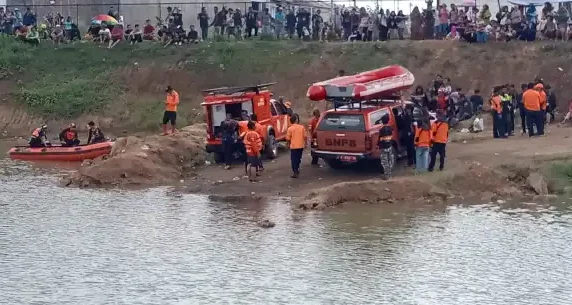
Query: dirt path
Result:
<box><xmin>186</xmin><ymin>125</ymin><xmax>572</xmax><ymax>197</ymax></box>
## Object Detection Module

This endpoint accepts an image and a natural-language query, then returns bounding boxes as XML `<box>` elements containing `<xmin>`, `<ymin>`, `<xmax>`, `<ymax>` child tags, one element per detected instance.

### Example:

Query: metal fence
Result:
<box><xmin>4</xmin><ymin>1</ymin><xmax>338</xmax><ymax>29</ymax></box>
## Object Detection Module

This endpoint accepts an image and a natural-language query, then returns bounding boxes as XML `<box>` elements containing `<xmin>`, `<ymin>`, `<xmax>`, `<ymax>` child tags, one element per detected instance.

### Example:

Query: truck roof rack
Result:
<box><xmin>202</xmin><ymin>82</ymin><xmax>277</xmax><ymax>96</ymax></box>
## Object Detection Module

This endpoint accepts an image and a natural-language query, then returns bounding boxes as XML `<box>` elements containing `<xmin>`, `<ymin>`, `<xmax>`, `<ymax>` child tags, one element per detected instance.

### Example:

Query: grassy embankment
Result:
<box><xmin>2</xmin><ymin>38</ymin><xmax>572</xmax><ymax>134</ymax></box>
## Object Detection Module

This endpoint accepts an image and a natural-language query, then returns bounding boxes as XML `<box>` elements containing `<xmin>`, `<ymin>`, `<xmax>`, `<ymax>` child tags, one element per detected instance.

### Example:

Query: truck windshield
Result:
<box><xmin>317</xmin><ymin>113</ymin><xmax>366</xmax><ymax>132</ymax></box>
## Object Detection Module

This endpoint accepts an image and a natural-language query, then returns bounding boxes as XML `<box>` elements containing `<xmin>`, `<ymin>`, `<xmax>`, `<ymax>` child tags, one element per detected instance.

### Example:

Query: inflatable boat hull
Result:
<box><xmin>307</xmin><ymin>65</ymin><xmax>415</xmax><ymax>101</ymax></box>
<box><xmin>8</xmin><ymin>142</ymin><xmax>113</xmax><ymax>162</ymax></box>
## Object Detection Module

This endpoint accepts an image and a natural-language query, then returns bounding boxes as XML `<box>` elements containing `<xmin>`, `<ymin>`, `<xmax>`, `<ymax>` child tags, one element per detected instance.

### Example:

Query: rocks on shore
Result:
<box><xmin>527</xmin><ymin>172</ymin><xmax>548</xmax><ymax>195</ymax></box>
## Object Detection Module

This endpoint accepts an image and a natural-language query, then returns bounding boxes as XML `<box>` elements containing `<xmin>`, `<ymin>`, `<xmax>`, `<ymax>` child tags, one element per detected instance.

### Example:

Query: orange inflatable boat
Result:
<box><xmin>8</xmin><ymin>141</ymin><xmax>113</xmax><ymax>162</ymax></box>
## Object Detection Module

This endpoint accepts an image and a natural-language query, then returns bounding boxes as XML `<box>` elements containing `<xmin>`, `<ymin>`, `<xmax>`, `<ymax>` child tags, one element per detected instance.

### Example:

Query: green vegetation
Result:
<box><xmin>0</xmin><ymin>37</ymin><xmax>153</xmax><ymax>118</ymax></box>
<box><xmin>2</xmin><ymin>38</ymin><xmax>572</xmax><ymax>129</ymax></box>
<box><xmin>546</xmin><ymin>161</ymin><xmax>572</xmax><ymax>193</ymax></box>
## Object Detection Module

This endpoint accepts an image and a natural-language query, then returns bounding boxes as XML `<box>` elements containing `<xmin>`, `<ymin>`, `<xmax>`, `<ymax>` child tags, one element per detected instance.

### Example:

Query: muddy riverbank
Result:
<box><xmin>55</xmin><ymin>122</ymin><xmax>572</xmax><ymax>209</ymax></box>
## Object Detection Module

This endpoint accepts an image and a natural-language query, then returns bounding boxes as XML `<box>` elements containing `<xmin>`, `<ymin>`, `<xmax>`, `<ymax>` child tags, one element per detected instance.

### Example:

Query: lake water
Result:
<box><xmin>1</xmin><ymin>158</ymin><xmax>572</xmax><ymax>305</ymax></box>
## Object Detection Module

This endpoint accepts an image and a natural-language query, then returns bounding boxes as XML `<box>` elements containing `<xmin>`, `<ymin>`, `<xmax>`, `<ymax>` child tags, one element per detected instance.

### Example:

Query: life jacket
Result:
<box><xmin>31</xmin><ymin>128</ymin><xmax>41</xmax><ymax>138</ymax></box>
<box><xmin>378</xmin><ymin>125</ymin><xmax>393</xmax><ymax>142</ymax></box>
<box><xmin>414</xmin><ymin>126</ymin><xmax>432</xmax><ymax>147</ymax></box>
<box><xmin>243</xmin><ymin>130</ymin><xmax>261</xmax><ymax>155</ymax></box>
<box><xmin>238</xmin><ymin>121</ymin><xmax>249</xmax><ymax>138</ymax></box>
<box><xmin>432</xmin><ymin>121</ymin><xmax>449</xmax><ymax>144</ymax></box>
<box><xmin>490</xmin><ymin>95</ymin><xmax>502</xmax><ymax>114</ymax></box>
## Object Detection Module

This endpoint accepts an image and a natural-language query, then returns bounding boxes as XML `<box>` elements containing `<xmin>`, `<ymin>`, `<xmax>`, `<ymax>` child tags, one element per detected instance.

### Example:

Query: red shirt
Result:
<box><xmin>111</xmin><ymin>27</ymin><xmax>124</xmax><ymax>40</ymax></box>
<box><xmin>143</xmin><ymin>25</ymin><xmax>155</xmax><ymax>35</ymax></box>
<box><xmin>309</xmin><ymin>116</ymin><xmax>319</xmax><ymax>135</ymax></box>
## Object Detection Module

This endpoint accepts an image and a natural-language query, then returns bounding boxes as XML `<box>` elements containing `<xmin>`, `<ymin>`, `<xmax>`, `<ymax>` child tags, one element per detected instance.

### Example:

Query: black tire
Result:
<box><xmin>213</xmin><ymin>152</ymin><xmax>225</xmax><ymax>164</ymax></box>
<box><xmin>265</xmin><ymin>134</ymin><xmax>278</xmax><ymax>159</ymax></box>
<box><xmin>326</xmin><ymin>159</ymin><xmax>344</xmax><ymax>169</ymax></box>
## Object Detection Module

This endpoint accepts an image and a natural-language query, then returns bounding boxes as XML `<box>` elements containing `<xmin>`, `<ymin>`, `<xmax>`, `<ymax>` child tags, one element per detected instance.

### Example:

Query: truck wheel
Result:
<box><xmin>265</xmin><ymin>134</ymin><xmax>278</xmax><ymax>159</ymax></box>
<box><xmin>213</xmin><ymin>152</ymin><xmax>225</xmax><ymax>164</ymax></box>
<box><xmin>326</xmin><ymin>160</ymin><xmax>344</xmax><ymax>169</ymax></box>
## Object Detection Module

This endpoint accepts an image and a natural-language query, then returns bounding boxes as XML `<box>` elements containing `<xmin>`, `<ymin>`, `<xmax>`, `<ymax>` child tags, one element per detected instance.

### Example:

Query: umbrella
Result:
<box><xmin>91</xmin><ymin>14</ymin><xmax>118</xmax><ymax>25</ymax></box>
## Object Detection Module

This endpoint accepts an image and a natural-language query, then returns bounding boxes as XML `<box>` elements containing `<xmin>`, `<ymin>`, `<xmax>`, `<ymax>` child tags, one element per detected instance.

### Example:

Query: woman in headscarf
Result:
<box><xmin>378</xmin><ymin>9</ymin><xmax>388</xmax><ymax>41</ymax></box>
<box><xmin>410</xmin><ymin>6</ymin><xmax>422</xmax><ymax>40</ymax></box>
<box><xmin>396</xmin><ymin>10</ymin><xmax>407</xmax><ymax>40</ymax></box>
<box><xmin>479</xmin><ymin>5</ymin><xmax>492</xmax><ymax>25</ymax></box>
<box><xmin>526</xmin><ymin>4</ymin><xmax>538</xmax><ymax>41</ymax></box>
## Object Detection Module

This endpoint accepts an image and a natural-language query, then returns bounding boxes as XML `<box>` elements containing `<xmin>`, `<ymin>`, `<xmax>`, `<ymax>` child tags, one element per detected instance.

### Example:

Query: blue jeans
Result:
<box><xmin>476</xmin><ymin>32</ymin><xmax>488</xmax><ymax>43</ymax></box>
<box><xmin>290</xmin><ymin>148</ymin><xmax>303</xmax><ymax>174</ymax></box>
<box><xmin>415</xmin><ymin>147</ymin><xmax>429</xmax><ymax>173</ymax></box>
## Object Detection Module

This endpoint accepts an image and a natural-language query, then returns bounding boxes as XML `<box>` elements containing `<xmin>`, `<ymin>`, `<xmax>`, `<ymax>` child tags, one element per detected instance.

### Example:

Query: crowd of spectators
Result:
<box><xmin>3</xmin><ymin>2</ymin><xmax>572</xmax><ymax>47</ymax></box>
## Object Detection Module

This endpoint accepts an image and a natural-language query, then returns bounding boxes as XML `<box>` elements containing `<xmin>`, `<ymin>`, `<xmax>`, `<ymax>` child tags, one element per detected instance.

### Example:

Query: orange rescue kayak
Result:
<box><xmin>8</xmin><ymin>141</ymin><xmax>113</xmax><ymax>162</ymax></box>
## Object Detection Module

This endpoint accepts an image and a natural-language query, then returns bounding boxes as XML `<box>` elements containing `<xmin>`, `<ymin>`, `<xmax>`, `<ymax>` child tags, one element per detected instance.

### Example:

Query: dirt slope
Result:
<box><xmin>2</xmin><ymin>41</ymin><xmax>572</xmax><ymax>136</ymax></box>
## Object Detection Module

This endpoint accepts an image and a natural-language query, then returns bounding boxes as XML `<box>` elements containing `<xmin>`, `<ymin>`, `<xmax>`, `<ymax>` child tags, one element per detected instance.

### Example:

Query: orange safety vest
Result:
<box><xmin>308</xmin><ymin>116</ymin><xmax>319</xmax><ymax>135</ymax></box>
<box><xmin>539</xmin><ymin>90</ymin><xmax>547</xmax><ymax>110</ymax></box>
<box><xmin>165</xmin><ymin>91</ymin><xmax>179</xmax><ymax>112</ymax></box>
<box><xmin>490</xmin><ymin>95</ymin><xmax>502</xmax><ymax>114</ymax></box>
<box><xmin>414</xmin><ymin>126</ymin><xmax>432</xmax><ymax>148</ymax></box>
<box><xmin>31</xmin><ymin>128</ymin><xmax>41</xmax><ymax>138</ymax></box>
<box><xmin>238</xmin><ymin>121</ymin><xmax>249</xmax><ymax>138</ymax></box>
<box><xmin>243</xmin><ymin>130</ymin><xmax>262</xmax><ymax>156</ymax></box>
<box><xmin>523</xmin><ymin>89</ymin><xmax>541</xmax><ymax>111</ymax></box>
<box><xmin>432</xmin><ymin>121</ymin><xmax>449</xmax><ymax>144</ymax></box>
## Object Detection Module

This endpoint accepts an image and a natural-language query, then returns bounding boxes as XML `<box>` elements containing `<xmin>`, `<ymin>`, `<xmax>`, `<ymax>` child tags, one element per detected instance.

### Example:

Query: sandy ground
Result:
<box><xmin>185</xmin><ymin>124</ymin><xmax>572</xmax><ymax>198</ymax></box>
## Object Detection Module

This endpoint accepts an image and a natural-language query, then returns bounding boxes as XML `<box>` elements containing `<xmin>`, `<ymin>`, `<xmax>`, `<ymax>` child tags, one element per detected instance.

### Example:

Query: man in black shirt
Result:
<box><xmin>286</xmin><ymin>8</ymin><xmax>296</xmax><ymax>38</ymax></box>
<box><xmin>87</xmin><ymin>121</ymin><xmax>106</xmax><ymax>144</ymax></box>
<box><xmin>245</xmin><ymin>7</ymin><xmax>258</xmax><ymax>38</ymax></box>
<box><xmin>296</xmin><ymin>8</ymin><xmax>310</xmax><ymax>39</ymax></box>
<box><xmin>220</xmin><ymin>113</ymin><xmax>238</xmax><ymax>169</ymax></box>
<box><xmin>187</xmin><ymin>25</ymin><xmax>198</xmax><ymax>43</ymax></box>
<box><xmin>197</xmin><ymin>7</ymin><xmax>209</xmax><ymax>40</ymax></box>
<box><xmin>378</xmin><ymin>114</ymin><xmax>394</xmax><ymax>180</ymax></box>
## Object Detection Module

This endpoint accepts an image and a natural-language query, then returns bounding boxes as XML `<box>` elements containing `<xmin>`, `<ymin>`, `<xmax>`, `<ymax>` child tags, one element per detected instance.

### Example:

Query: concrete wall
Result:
<box><xmin>6</xmin><ymin>0</ymin><xmax>119</xmax><ymax>27</ymax></box>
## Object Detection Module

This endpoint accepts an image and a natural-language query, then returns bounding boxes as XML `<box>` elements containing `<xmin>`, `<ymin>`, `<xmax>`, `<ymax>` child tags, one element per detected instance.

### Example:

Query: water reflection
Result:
<box><xmin>1</xmin><ymin>160</ymin><xmax>571</xmax><ymax>305</ymax></box>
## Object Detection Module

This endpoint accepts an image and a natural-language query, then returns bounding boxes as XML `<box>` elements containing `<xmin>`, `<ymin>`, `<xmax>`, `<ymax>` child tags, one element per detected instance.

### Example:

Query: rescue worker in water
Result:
<box><xmin>29</xmin><ymin>124</ymin><xmax>49</xmax><ymax>147</ymax></box>
<box><xmin>59</xmin><ymin>123</ymin><xmax>80</xmax><ymax>147</ymax></box>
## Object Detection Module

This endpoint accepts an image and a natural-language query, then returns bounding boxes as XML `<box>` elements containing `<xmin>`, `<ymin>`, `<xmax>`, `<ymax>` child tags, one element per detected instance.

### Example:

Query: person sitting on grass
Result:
<box><xmin>14</xmin><ymin>25</ymin><xmax>28</xmax><ymax>42</ymax></box>
<box><xmin>108</xmin><ymin>24</ymin><xmax>123</xmax><ymax>48</ymax></box>
<box><xmin>99</xmin><ymin>24</ymin><xmax>111</xmax><ymax>44</ymax></box>
<box><xmin>143</xmin><ymin>19</ymin><xmax>155</xmax><ymax>40</ymax></box>
<box><xmin>130</xmin><ymin>24</ymin><xmax>143</xmax><ymax>44</ymax></box>
<box><xmin>187</xmin><ymin>25</ymin><xmax>199</xmax><ymax>43</ymax></box>
<box><xmin>124</xmin><ymin>24</ymin><xmax>133</xmax><ymax>41</ymax></box>
<box><xmin>25</xmin><ymin>26</ymin><xmax>40</xmax><ymax>45</ymax></box>
<box><xmin>51</xmin><ymin>24</ymin><xmax>65</xmax><ymax>44</ymax></box>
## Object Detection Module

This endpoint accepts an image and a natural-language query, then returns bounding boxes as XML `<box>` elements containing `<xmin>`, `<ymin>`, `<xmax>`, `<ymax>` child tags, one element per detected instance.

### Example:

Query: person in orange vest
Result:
<box><xmin>490</xmin><ymin>87</ymin><xmax>506</xmax><ymax>139</ymax></box>
<box><xmin>162</xmin><ymin>85</ymin><xmax>179</xmax><ymax>135</ymax></box>
<box><xmin>250</xmin><ymin>113</ymin><xmax>266</xmax><ymax>172</ymax></box>
<box><xmin>58</xmin><ymin>123</ymin><xmax>80</xmax><ymax>147</ymax></box>
<box><xmin>414</xmin><ymin>118</ymin><xmax>432</xmax><ymax>174</ymax></box>
<box><xmin>378</xmin><ymin>114</ymin><xmax>394</xmax><ymax>180</ymax></box>
<box><xmin>237</xmin><ymin>119</ymin><xmax>250</xmax><ymax>173</ymax></box>
<box><xmin>523</xmin><ymin>82</ymin><xmax>542</xmax><ymax>137</ymax></box>
<box><xmin>428</xmin><ymin>110</ymin><xmax>449</xmax><ymax>172</ymax></box>
<box><xmin>29</xmin><ymin>124</ymin><xmax>49</xmax><ymax>147</ymax></box>
<box><xmin>242</xmin><ymin>121</ymin><xmax>262</xmax><ymax>182</ymax></box>
<box><xmin>537</xmin><ymin>83</ymin><xmax>547</xmax><ymax>126</ymax></box>
<box><xmin>308</xmin><ymin>108</ymin><xmax>320</xmax><ymax>166</ymax></box>
<box><xmin>286</xmin><ymin>114</ymin><xmax>307</xmax><ymax>178</ymax></box>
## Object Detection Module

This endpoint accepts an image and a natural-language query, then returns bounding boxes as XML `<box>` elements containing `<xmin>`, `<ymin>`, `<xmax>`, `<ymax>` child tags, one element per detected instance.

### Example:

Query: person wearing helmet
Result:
<box><xmin>29</xmin><ymin>125</ymin><xmax>49</xmax><ymax>148</ymax></box>
<box><xmin>59</xmin><ymin>123</ymin><xmax>80</xmax><ymax>147</ymax></box>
